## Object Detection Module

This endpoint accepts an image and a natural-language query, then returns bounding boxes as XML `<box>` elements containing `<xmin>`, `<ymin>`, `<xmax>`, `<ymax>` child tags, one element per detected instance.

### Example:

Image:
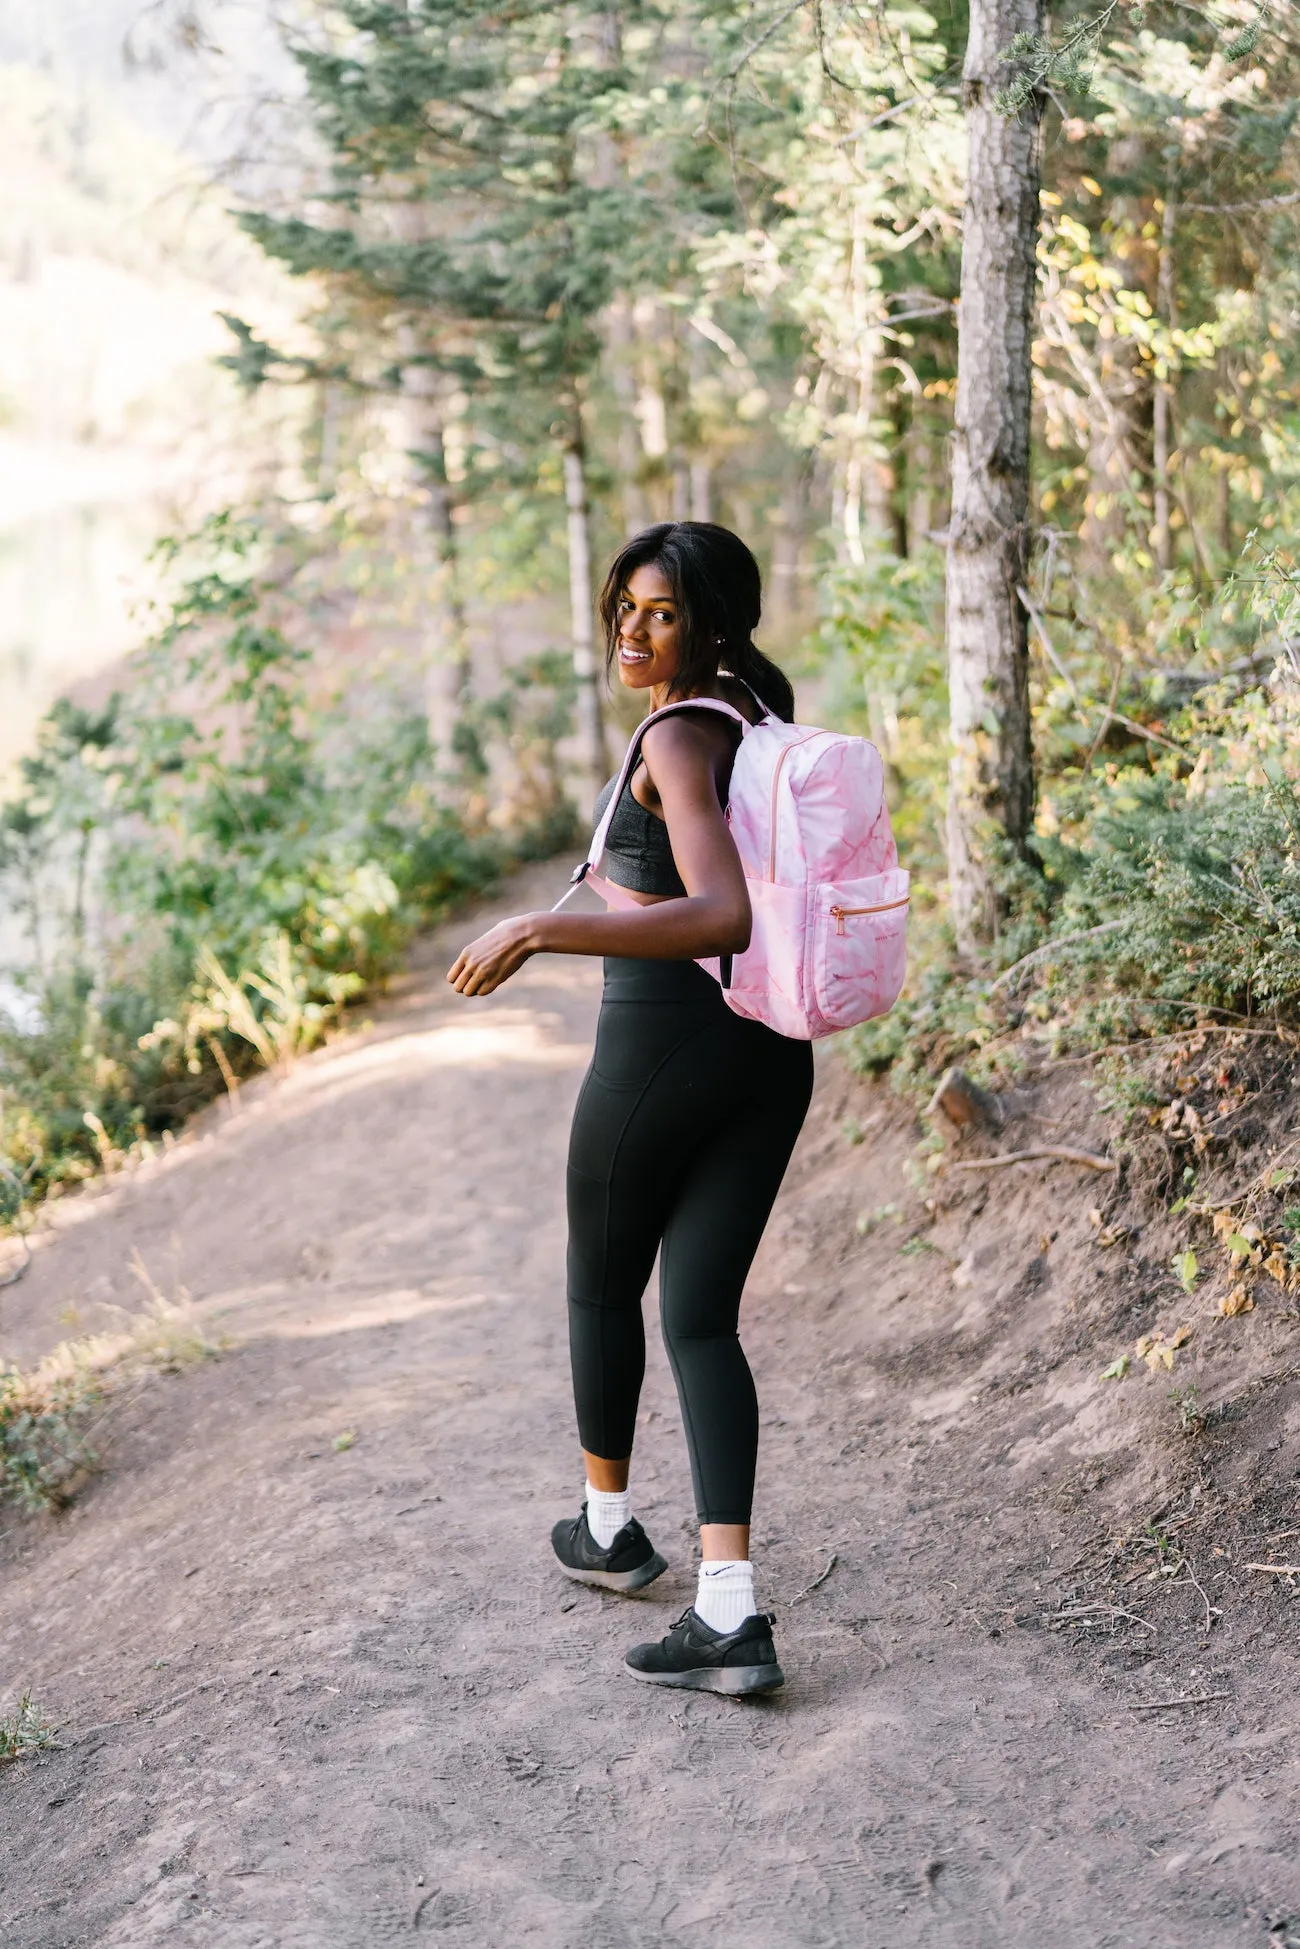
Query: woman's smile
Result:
<box><xmin>615</xmin><ymin>562</ymin><xmax>682</xmax><ymax>694</ymax></box>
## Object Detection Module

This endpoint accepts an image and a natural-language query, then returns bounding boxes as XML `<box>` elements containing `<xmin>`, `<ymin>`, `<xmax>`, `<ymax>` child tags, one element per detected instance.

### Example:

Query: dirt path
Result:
<box><xmin>3</xmin><ymin>860</ymin><xmax>1298</xmax><ymax>1948</ymax></box>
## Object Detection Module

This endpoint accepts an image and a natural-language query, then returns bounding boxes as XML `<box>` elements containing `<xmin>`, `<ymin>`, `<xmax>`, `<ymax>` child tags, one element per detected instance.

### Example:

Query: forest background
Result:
<box><xmin>2</xmin><ymin>0</ymin><xmax>1298</xmax><ymax>1237</ymax></box>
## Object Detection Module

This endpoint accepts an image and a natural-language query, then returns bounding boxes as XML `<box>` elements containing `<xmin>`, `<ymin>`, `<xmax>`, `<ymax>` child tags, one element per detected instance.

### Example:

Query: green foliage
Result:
<box><xmin>0</xmin><ymin>1691</ymin><xmax>58</xmax><ymax>1763</ymax></box>
<box><xmin>0</xmin><ymin>1265</ymin><xmax>221</xmax><ymax>1513</ymax></box>
<box><xmin>811</xmin><ymin>554</ymin><xmax>949</xmax><ymax>870</ymax></box>
<box><xmin>996</xmin><ymin>4</ymin><xmax>1266</xmax><ymax>116</ymax></box>
<box><xmin>1048</xmin><ymin>770</ymin><xmax>1300</xmax><ymax>1018</ymax></box>
<box><xmin>1172</xmin><ymin>1247</ymin><xmax>1200</xmax><ymax>1294</ymax></box>
<box><xmin>0</xmin><ymin>1362</ymin><xmax>97</xmax><ymax>1514</ymax></box>
<box><xmin>0</xmin><ymin>510</ymin><xmax>575</xmax><ymax>1223</ymax></box>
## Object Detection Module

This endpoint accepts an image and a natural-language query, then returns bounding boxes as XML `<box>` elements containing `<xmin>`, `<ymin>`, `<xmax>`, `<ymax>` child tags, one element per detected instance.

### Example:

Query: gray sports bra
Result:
<box><xmin>592</xmin><ymin>705</ymin><xmax>746</xmax><ymax>898</ymax></box>
<box><xmin>592</xmin><ymin>769</ymin><xmax>688</xmax><ymax>897</ymax></box>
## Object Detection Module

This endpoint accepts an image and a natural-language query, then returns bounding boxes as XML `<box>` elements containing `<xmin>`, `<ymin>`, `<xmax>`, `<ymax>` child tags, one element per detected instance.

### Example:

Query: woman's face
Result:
<box><xmin>614</xmin><ymin>562</ymin><xmax>682</xmax><ymax>696</ymax></box>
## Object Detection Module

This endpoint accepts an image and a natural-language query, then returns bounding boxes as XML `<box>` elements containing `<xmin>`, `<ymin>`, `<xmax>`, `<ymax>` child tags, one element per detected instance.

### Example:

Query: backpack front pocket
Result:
<box><xmin>809</xmin><ymin>871</ymin><xmax>910</xmax><ymax>1034</ymax></box>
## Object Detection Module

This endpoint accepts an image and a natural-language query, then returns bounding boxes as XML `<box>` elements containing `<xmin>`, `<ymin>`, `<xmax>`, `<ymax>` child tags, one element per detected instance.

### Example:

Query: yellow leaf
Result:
<box><xmin>1218</xmin><ymin>1284</ymin><xmax>1255</xmax><ymax>1318</ymax></box>
<box><xmin>1265</xmin><ymin>1249</ymin><xmax>1288</xmax><ymax>1286</ymax></box>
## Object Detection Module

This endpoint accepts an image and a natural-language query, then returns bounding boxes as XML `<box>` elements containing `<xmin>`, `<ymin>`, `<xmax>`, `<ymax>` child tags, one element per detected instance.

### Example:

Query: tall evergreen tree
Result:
<box><xmin>238</xmin><ymin>0</ymin><xmax>662</xmax><ymax>789</ymax></box>
<box><xmin>944</xmin><ymin>0</ymin><xmax>1044</xmax><ymax>954</ymax></box>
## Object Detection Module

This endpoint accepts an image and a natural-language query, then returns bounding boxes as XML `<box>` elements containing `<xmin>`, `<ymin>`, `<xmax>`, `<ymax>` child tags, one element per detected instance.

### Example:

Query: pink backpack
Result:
<box><xmin>556</xmin><ymin>697</ymin><xmax>909</xmax><ymax>1041</ymax></box>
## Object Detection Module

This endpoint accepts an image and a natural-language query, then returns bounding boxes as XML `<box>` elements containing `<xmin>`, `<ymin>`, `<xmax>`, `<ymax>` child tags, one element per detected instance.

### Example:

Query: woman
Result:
<box><xmin>448</xmin><ymin>522</ymin><xmax>813</xmax><ymax>1695</ymax></box>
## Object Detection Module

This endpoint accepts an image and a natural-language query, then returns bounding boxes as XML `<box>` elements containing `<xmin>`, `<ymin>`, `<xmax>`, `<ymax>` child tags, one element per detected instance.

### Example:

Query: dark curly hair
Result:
<box><xmin>597</xmin><ymin>522</ymin><xmax>795</xmax><ymax>723</ymax></box>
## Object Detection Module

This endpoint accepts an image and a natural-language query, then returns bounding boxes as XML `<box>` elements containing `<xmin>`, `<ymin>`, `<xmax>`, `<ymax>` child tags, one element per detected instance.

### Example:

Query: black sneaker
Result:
<box><xmin>624</xmin><ymin>1607</ymin><xmax>785</xmax><ymax>1695</ymax></box>
<box><xmin>551</xmin><ymin>1505</ymin><xmax>668</xmax><ymax>1593</ymax></box>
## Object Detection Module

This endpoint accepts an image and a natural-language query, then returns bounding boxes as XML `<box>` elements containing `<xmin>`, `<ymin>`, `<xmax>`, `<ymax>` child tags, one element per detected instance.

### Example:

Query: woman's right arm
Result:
<box><xmin>447</xmin><ymin>718</ymin><xmax>750</xmax><ymax>997</ymax></box>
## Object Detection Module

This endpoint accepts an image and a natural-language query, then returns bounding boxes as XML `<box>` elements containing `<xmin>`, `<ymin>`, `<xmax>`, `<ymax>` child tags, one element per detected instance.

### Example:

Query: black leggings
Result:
<box><xmin>566</xmin><ymin>957</ymin><xmax>814</xmax><ymax>1526</ymax></box>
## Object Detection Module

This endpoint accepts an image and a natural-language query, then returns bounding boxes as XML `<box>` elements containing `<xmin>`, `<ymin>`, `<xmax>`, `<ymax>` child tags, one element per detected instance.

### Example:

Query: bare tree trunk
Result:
<box><xmin>562</xmin><ymin>425</ymin><xmax>608</xmax><ymax>793</ymax></box>
<box><xmin>863</xmin><ymin>374</ymin><xmax>890</xmax><ymax>543</ymax></box>
<box><xmin>945</xmin><ymin>0</ymin><xmax>1043</xmax><ymax>955</ymax></box>
<box><xmin>1079</xmin><ymin>135</ymin><xmax>1153</xmax><ymax>575</ymax></box>
<box><xmin>607</xmin><ymin>295</ymin><xmax>649</xmax><ymax>537</ymax></box>
<box><xmin>909</xmin><ymin>417</ymin><xmax>933</xmax><ymax>550</ymax></box>
<box><xmin>890</xmin><ymin>390</ymin><xmax>910</xmax><ymax>558</ymax></box>
<box><xmin>769</xmin><ymin>465</ymin><xmax>807</xmax><ymax>632</ymax></box>
<box><xmin>842</xmin><ymin>453</ymin><xmax>865</xmax><ymax>566</ymax></box>
<box><xmin>671</xmin><ymin>455</ymin><xmax>690</xmax><ymax>522</ymax></box>
<box><xmin>1152</xmin><ymin>187</ymin><xmax>1177</xmax><ymax>573</ymax></box>
<box><xmin>398</xmin><ymin>356</ymin><xmax>470</xmax><ymax>755</ymax></box>
<box><xmin>688</xmin><ymin>458</ymin><xmax>711</xmax><ymax>523</ymax></box>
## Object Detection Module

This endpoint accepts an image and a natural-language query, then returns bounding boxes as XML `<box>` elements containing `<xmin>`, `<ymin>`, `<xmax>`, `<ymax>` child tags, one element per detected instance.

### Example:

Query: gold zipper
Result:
<box><xmin>830</xmin><ymin>895</ymin><xmax>910</xmax><ymax>936</ymax></box>
<box><xmin>766</xmin><ymin>731</ymin><xmax>823</xmax><ymax>880</ymax></box>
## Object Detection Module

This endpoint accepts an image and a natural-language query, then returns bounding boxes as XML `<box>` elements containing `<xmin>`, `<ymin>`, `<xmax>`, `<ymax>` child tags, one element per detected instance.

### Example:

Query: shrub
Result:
<box><xmin>0</xmin><ymin>510</ymin><xmax>577</xmax><ymax>1226</ymax></box>
<box><xmin>0</xmin><ymin>1258</ymin><xmax>220</xmax><ymax>1513</ymax></box>
<box><xmin>0</xmin><ymin>1692</ymin><xmax>57</xmax><ymax>1763</ymax></box>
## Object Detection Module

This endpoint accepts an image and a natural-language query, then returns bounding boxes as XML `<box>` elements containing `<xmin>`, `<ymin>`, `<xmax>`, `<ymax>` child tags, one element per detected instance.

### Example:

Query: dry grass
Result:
<box><xmin>0</xmin><ymin>1251</ymin><xmax>223</xmax><ymax>1513</ymax></box>
<box><xmin>0</xmin><ymin>1690</ymin><xmax>58</xmax><ymax>1764</ymax></box>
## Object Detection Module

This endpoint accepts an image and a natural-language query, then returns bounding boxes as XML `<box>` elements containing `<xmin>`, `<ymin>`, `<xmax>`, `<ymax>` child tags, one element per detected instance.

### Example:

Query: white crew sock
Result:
<box><xmin>585</xmin><ymin>1482</ymin><xmax>631</xmax><ymax>1549</ymax></box>
<box><xmin>695</xmin><ymin>1558</ymin><xmax>755</xmax><ymax>1634</ymax></box>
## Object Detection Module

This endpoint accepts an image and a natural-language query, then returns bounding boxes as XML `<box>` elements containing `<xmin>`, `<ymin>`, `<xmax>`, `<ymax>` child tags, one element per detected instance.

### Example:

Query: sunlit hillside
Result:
<box><xmin>0</xmin><ymin>58</ymin><xmax>305</xmax><ymax>777</ymax></box>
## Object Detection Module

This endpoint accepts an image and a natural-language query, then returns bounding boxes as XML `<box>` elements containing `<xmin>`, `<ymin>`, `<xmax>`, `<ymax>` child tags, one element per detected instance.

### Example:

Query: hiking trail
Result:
<box><xmin>3</xmin><ymin>860</ymin><xmax>1298</xmax><ymax>1948</ymax></box>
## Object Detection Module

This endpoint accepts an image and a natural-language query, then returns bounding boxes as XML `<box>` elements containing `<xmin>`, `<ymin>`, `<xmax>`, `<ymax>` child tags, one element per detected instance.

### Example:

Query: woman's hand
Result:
<box><xmin>447</xmin><ymin>914</ymin><xmax>544</xmax><ymax>997</ymax></box>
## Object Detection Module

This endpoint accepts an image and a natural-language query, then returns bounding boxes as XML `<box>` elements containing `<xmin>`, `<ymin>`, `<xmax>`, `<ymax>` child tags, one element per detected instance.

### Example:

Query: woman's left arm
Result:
<box><xmin>448</xmin><ymin>718</ymin><xmax>749</xmax><ymax>997</ymax></box>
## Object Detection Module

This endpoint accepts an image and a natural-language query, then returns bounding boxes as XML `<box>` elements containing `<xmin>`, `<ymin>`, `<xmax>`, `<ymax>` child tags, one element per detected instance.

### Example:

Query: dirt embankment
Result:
<box><xmin>2</xmin><ymin>858</ymin><xmax>1299</xmax><ymax>1948</ymax></box>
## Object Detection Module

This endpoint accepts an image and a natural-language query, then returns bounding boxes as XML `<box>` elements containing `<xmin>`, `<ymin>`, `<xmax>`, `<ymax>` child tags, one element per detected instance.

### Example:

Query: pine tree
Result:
<box><xmin>944</xmin><ymin>0</ymin><xmax>1044</xmax><ymax>954</ymax></box>
<box><xmin>238</xmin><ymin>0</ymin><xmax>661</xmax><ymax>789</ymax></box>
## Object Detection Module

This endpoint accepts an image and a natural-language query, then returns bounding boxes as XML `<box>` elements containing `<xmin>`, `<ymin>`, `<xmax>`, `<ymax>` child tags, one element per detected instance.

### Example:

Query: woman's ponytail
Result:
<box><xmin>600</xmin><ymin>521</ymin><xmax>796</xmax><ymax>721</ymax></box>
<box><xmin>726</xmin><ymin>640</ymin><xmax>796</xmax><ymax>723</ymax></box>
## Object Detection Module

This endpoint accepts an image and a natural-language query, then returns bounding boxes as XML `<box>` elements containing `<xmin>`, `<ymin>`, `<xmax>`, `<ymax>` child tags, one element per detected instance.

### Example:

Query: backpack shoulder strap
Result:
<box><xmin>552</xmin><ymin>698</ymin><xmax>750</xmax><ymax>910</ymax></box>
<box><xmin>719</xmin><ymin>672</ymin><xmax>774</xmax><ymax>721</ymax></box>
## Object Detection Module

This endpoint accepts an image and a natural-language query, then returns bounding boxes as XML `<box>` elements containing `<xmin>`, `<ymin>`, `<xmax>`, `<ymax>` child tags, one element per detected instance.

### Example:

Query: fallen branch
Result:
<box><xmin>1188</xmin><ymin>1132</ymin><xmax>1300</xmax><ymax>1214</ymax></box>
<box><xmin>1183</xmin><ymin>1562</ymin><xmax>1216</xmax><ymax>1634</ymax></box>
<box><xmin>1243</xmin><ymin>1562</ymin><xmax>1300</xmax><ymax>1575</ymax></box>
<box><xmin>990</xmin><ymin>920</ymin><xmax>1127</xmax><ymax>993</ymax></box>
<box><xmin>949</xmin><ymin>1147</ymin><xmax>1118</xmax><ymax>1174</ymax></box>
<box><xmin>1128</xmin><ymin>1693</ymin><xmax>1229</xmax><ymax>1712</ymax></box>
<box><xmin>790</xmin><ymin>1551</ymin><xmax>838</xmax><ymax>1605</ymax></box>
<box><xmin>1048</xmin><ymin>1604</ymin><xmax>1156</xmax><ymax>1633</ymax></box>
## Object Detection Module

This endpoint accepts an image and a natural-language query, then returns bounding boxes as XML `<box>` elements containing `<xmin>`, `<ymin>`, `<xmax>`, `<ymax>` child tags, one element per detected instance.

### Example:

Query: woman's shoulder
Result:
<box><xmin>641</xmin><ymin>703</ymin><xmax>742</xmax><ymax>767</ymax></box>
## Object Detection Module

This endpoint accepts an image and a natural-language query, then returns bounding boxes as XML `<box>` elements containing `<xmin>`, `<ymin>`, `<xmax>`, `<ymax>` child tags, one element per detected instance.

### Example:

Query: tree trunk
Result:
<box><xmin>562</xmin><ymin>428</ymin><xmax>608</xmax><ymax>793</ymax></box>
<box><xmin>423</xmin><ymin>415</ymin><xmax>472</xmax><ymax>752</ymax></box>
<box><xmin>606</xmin><ymin>295</ymin><xmax>650</xmax><ymax>537</ymax></box>
<box><xmin>769</xmin><ymin>464</ymin><xmax>807</xmax><ymax>633</ymax></box>
<box><xmin>1152</xmin><ymin>188</ymin><xmax>1177</xmax><ymax>574</ymax></box>
<box><xmin>671</xmin><ymin>454</ymin><xmax>690</xmax><ymax>522</ymax></box>
<box><xmin>688</xmin><ymin>458</ymin><xmax>711</xmax><ymax>523</ymax></box>
<box><xmin>890</xmin><ymin>390</ymin><xmax>910</xmax><ymax>558</ymax></box>
<box><xmin>398</xmin><ymin>357</ymin><xmax>470</xmax><ymax>756</ymax></box>
<box><xmin>944</xmin><ymin>0</ymin><xmax>1043</xmax><ymax>955</ymax></box>
<box><xmin>907</xmin><ymin>401</ymin><xmax>933</xmax><ymax>554</ymax></box>
<box><xmin>1079</xmin><ymin>136</ymin><xmax>1153</xmax><ymax>575</ymax></box>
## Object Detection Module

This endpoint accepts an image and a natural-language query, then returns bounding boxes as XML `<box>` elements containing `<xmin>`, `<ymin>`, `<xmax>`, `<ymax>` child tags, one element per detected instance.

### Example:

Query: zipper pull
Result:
<box><xmin>831</xmin><ymin>906</ymin><xmax>846</xmax><ymax>936</ymax></box>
